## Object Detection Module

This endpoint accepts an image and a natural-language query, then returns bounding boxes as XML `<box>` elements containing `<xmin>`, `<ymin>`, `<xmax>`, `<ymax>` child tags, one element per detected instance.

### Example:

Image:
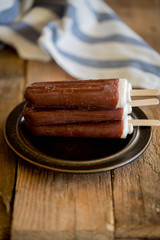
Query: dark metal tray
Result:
<box><xmin>3</xmin><ymin>102</ymin><xmax>152</xmax><ymax>173</ymax></box>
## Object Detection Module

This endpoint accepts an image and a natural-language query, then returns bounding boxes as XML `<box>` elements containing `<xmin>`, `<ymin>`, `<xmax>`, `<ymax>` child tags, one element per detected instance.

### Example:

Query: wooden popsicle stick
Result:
<box><xmin>129</xmin><ymin>98</ymin><xmax>159</xmax><ymax>107</ymax></box>
<box><xmin>131</xmin><ymin>89</ymin><xmax>160</xmax><ymax>96</ymax></box>
<box><xmin>129</xmin><ymin>119</ymin><xmax>160</xmax><ymax>126</ymax></box>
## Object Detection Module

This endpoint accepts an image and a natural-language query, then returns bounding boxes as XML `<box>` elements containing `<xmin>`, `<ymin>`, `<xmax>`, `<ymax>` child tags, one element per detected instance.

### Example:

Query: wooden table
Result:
<box><xmin>0</xmin><ymin>1</ymin><xmax>160</xmax><ymax>239</ymax></box>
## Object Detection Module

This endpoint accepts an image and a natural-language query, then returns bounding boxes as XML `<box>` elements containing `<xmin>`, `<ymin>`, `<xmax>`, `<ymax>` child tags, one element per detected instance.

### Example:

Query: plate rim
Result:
<box><xmin>3</xmin><ymin>102</ymin><xmax>152</xmax><ymax>173</ymax></box>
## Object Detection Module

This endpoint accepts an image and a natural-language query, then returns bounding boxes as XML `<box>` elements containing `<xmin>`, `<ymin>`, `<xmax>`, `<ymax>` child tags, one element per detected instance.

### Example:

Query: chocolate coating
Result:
<box><xmin>24</xmin><ymin>120</ymin><xmax>124</xmax><ymax>138</ymax></box>
<box><xmin>23</xmin><ymin>105</ymin><xmax>124</xmax><ymax>125</ymax></box>
<box><xmin>25</xmin><ymin>79</ymin><xmax>119</xmax><ymax>108</ymax></box>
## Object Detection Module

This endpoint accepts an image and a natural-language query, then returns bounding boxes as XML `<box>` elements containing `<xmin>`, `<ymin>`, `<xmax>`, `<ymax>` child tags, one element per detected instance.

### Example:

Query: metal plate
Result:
<box><xmin>3</xmin><ymin>102</ymin><xmax>152</xmax><ymax>173</ymax></box>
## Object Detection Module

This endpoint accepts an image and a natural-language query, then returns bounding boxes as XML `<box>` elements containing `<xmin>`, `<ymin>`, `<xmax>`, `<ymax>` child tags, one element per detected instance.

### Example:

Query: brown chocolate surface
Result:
<box><xmin>24</xmin><ymin>79</ymin><xmax>119</xmax><ymax>108</ymax></box>
<box><xmin>24</xmin><ymin>120</ymin><xmax>124</xmax><ymax>138</ymax></box>
<box><xmin>23</xmin><ymin>105</ymin><xmax>124</xmax><ymax>125</ymax></box>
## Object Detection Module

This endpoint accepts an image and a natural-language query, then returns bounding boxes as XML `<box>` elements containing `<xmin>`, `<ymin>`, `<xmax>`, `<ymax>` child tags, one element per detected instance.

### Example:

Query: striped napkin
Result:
<box><xmin>0</xmin><ymin>0</ymin><xmax>160</xmax><ymax>89</ymax></box>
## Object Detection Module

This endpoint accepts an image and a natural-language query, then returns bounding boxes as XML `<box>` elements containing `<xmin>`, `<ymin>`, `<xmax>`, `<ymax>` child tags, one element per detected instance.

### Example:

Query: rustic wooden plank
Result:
<box><xmin>113</xmin><ymin>105</ymin><xmax>160</xmax><ymax>238</ymax></box>
<box><xmin>26</xmin><ymin>60</ymin><xmax>75</xmax><ymax>83</ymax></box>
<box><xmin>106</xmin><ymin>0</ymin><xmax>160</xmax><ymax>52</ymax></box>
<box><xmin>0</xmin><ymin>47</ymin><xmax>25</xmax><ymax>240</ymax></box>
<box><xmin>103</xmin><ymin>1</ymin><xmax>160</xmax><ymax>237</ymax></box>
<box><xmin>11</xmin><ymin>60</ymin><xmax>114</xmax><ymax>240</ymax></box>
<box><xmin>12</xmin><ymin>161</ymin><xmax>114</xmax><ymax>240</ymax></box>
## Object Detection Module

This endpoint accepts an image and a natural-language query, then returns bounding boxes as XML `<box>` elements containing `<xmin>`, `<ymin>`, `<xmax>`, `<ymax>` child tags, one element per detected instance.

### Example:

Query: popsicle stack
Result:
<box><xmin>23</xmin><ymin>79</ymin><xmax>160</xmax><ymax>138</ymax></box>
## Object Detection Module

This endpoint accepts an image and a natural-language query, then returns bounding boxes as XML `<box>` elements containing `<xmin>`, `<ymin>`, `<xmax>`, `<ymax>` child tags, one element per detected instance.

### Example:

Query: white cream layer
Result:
<box><xmin>122</xmin><ymin>104</ymin><xmax>132</xmax><ymax>119</ymax></box>
<box><xmin>117</xmin><ymin>79</ymin><xmax>132</xmax><ymax>108</ymax></box>
<box><xmin>121</xmin><ymin>116</ymin><xmax>133</xmax><ymax>138</ymax></box>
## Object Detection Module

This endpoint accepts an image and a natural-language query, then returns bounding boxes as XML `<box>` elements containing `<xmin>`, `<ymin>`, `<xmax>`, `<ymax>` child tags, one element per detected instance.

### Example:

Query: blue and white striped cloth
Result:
<box><xmin>0</xmin><ymin>0</ymin><xmax>160</xmax><ymax>89</ymax></box>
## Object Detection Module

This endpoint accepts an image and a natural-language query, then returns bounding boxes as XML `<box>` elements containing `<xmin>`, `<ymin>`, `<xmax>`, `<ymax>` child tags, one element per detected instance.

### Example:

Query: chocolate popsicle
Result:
<box><xmin>23</xmin><ymin>104</ymin><xmax>132</xmax><ymax>125</ymax></box>
<box><xmin>25</xmin><ymin>79</ymin><xmax>132</xmax><ymax>109</ymax></box>
<box><xmin>24</xmin><ymin>118</ymin><xmax>133</xmax><ymax>139</ymax></box>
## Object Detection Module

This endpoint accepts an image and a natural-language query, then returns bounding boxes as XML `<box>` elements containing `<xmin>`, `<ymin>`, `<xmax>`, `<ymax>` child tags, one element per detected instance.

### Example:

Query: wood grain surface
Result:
<box><xmin>12</xmin><ymin>162</ymin><xmax>114</xmax><ymax>240</ymax></box>
<box><xmin>0</xmin><ymin>48</ymin><xmax>25</xmax><ymax>240</ymax></box>
<box><xmin>0</xmin><ymin>1</ymin><xmax>159</xmax><ymax>240</ymax></box>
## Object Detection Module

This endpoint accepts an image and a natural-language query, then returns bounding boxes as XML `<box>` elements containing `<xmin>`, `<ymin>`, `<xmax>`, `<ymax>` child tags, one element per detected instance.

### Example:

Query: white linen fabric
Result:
<box><xmin>0</xmin><ymin>0</ymin><xmax>160</xmax><ymax>89</ymax></box>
